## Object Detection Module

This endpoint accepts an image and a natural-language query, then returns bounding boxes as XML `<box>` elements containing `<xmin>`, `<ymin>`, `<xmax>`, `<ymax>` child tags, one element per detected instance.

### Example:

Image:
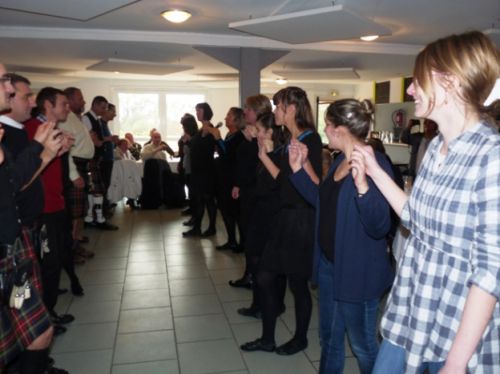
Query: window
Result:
<box><xmin>116</xmin><ymin>91</ymin><xmax>205</xmax><ymax>151</ymax></box>
<box><xmin>118</xmin><ymin>93</ymin><xmax>159</xmax><ymax>138</ymax></box>
<box><xmin>165</xmin><ymin>93</ymin><xmax>204</xmax><ymax>145</ymax></box>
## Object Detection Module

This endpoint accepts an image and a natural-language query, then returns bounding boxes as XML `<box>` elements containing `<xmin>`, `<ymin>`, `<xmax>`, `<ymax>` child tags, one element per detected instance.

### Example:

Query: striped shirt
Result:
<box><xmin>381</xmin><ymin>122</ymin><xmax>500</xmax><ymax>373</ymax></box>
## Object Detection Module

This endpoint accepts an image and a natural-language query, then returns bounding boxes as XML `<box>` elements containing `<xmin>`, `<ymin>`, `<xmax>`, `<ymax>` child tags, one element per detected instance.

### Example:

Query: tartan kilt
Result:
<box><xmin>88</xmin><ymin>158</ymin><xmax>105</xmax><ymax>195</ymax></box>
<box><xmin>0</xmin><ymin>230</ymin><xmax>51</xmax><ymax>368</ymax></box>
<box><xmin>67</xmin><ymin>157</ymin><xmax>90</xmax><ymax>218</ymax></box>
<box><xmin>66</xmin><ymin>184</ymin><xmax>87</xmax><ymax>219</ymax></box>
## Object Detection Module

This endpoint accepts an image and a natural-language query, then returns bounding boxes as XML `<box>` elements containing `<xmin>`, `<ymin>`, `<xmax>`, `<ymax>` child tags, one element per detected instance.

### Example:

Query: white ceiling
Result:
<box><xmin>0</xmin><ymin>0</ymin><xmax>498</xmax><ymax>87</ymax></box>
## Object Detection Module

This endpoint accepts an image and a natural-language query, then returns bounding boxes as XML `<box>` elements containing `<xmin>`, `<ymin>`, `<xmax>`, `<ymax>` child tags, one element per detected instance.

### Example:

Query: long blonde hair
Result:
<box><xmin>413</xmin><ymin>31</ymin><xmax>499</xmax><ymax>123</ymax></box>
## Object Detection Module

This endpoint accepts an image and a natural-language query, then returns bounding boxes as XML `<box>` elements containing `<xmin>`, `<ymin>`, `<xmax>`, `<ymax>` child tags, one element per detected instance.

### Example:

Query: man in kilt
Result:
<box><xmin>59</xmin><ymin>87</ymin><xmax>95</xmax><ymax>265</ymax></box>
<box><xmin>0</xmin><ymin>64</ymin><xmax>67</xmax><ymax>374</ymax></box>
<box><xmin>81</xmin><ymin>96</ymin><xmax>118</xmax><ymax>230</ymax></box>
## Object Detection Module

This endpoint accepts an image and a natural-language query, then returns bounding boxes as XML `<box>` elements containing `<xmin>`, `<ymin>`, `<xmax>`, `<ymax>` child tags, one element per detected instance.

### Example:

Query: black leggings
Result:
<box><xmin>257</xmin><ymin>271</ymin><xmax>312</xmax><ymax>343</ymax></box>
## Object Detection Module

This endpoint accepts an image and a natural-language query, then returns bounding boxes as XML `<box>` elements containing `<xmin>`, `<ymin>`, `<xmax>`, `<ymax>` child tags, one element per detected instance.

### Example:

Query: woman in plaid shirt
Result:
<box><xmin>353</xmin><ymin>31</ymin><xmax>499</xmax><ymax>373</ymax></box>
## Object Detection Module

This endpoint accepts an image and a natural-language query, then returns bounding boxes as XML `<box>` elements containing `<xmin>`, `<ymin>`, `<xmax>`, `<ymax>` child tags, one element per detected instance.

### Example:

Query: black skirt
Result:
<box><xmin>259</xmin><ymin>205</ymin><xmax>315</xmax><ymax>277</ymax></box>
<box><xmin>245</xmin><ymin>196</ymin><xmax>279</xmax><ymax>257</ymax></box>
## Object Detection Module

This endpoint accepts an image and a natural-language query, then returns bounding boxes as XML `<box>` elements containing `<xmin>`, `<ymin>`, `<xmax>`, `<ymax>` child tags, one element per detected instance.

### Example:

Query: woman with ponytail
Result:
<box><xmin>288</xmin><ymin>98</ymin><xmax>395</xmax><ymax>373</ymax></box>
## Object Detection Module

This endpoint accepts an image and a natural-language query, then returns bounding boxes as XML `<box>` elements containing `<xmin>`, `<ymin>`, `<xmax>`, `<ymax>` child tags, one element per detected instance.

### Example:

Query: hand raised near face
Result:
<box><xmin>33</xmin><ymin>121</ymin><xmax>57</xmax><ymax>145</ymax></box>
<box><xmin>42</xmin><ymin>129</ymin><xmax>63</xmax><ymax>159</ymax></box>
<box><xmin>57</xmin><ymin>131</ymin><xmax>75</xmax><ymax>156</ymax></box>
<box><xmin>288</xmin><ymin>138</ymin><xmax>308</xmax><ymax>173</ymax></box>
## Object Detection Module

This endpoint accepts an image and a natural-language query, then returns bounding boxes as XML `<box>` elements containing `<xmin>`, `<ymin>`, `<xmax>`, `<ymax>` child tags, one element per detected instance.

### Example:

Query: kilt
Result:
<box><xmin>88</xmin><ymin>158</ymin><xmax>105</xmax><ymax>195</ymax></box>
<box><xmin>66</xmin><ymin>184</ymin><xmax>87</xmax><ymax>219</ymax></box>
<box><xmin>67</xmin><ymin>157</ymin><xmax>90</xmax><ymax>218</ymax></box>
<box><xmin>0</xmin><ymin>231</ymin><xmax>51</xmax><ymax>368</ymax></box>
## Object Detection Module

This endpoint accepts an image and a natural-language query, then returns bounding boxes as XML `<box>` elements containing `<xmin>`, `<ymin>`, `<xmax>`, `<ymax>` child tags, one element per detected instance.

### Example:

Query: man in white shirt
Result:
<box><xmin>59</xmin><ymin>87</ymin><xmax>95</xmax><ymax>259</ymax></box>
<box><xmin>141</xmin><ymin>131</ymin><xmax>168</xmax><ymax>161</ymax></box>
<box><xmin>81</xmin><ymin>96</ymin><xmax>118</xmax><ymax>230</ymax></box>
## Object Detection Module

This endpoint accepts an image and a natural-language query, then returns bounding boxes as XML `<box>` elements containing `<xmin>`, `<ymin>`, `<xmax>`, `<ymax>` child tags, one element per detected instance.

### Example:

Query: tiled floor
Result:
<box><xmin>51</xmin><ymin>204</ymin><xmax>361</xmax><ymax>374</ymax></box>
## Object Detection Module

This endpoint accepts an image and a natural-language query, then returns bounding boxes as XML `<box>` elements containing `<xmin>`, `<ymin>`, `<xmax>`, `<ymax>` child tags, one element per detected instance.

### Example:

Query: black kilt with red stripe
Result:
<box><xmin>0</xmin><ymin>230</ymin><xmax>51</xmax><ymax>368</ymax></box>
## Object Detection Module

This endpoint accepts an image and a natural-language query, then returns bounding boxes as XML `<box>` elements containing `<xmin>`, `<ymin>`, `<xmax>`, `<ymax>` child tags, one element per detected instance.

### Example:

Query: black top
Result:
<box><xmin>84</xmin><ymin>112</ymin><xmax>104</xmax><ymax>159</ymax></box>
<box><xmin>234</xmin><ymin>137</ymin><xmax>258</xmax><ymax>190</ymax></box>
<box><xmin>0</xmin><ymin>143</ymin><xmax>43</xmax><ymax>244</ymax></box>
<box><xmin>319</xmin><ymin>176</ymin><xmax>344</xmax><ymax>262</ymax></box>
<box><xmin>277</xmin><ymin>131</ymin><xmax>323</xmax><ymax>207</ymax></box>
<box><xmin>190</xmin><ymin>130</ymin><xmax>216</xmax><ymax>175</ymax></box>
<box><xmin>215</xmin><ymin>131</ymin><xmax>244</xmax><ymax>187</ymax></box>
<box><xmin>255</xmin><ymin>150</ymin><xmax>280</xmax><ymax>198</ymax></box>
<box><xmin>1</xmin><ymin>123</ymin><xmax>44</xmax><ymax>226</ymax></box>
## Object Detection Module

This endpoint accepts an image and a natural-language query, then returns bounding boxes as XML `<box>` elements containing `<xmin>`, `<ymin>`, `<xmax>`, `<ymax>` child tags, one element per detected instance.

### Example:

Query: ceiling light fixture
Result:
<box><xmin>161</xmin><ymin>9</ymin><xmax>192</xmax><ymax>23</ymax></box>
<box><xmin>360</xmin><ymin>34</ymin><xmax>379</xmax><ymax>41</ymax></box>
<box><xmin>275</xmin><ymin>77</ymin><xmax>288</xmax><ymax>85</ymax></box>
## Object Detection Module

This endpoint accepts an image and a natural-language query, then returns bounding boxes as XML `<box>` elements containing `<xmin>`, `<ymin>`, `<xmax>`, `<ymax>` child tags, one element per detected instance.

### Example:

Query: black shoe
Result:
<box><xmin>182</xmin><ymin>219</ymin><xmax>195</xmax><ymax>226</ymax></box>
<box><xmin>181</xmin><ymin>207</ymin><xmax>192</xmax><ymax>216</ymax></box>
<box><xmin>126</xmin><ymin>199</ymin><xmax>139</xmax><ymax>209</ymax></box>
<box><xmin>182</xmin><ymin>228</ymin><xmax>201</xmax><ymax>237</ymax></box>
<box><xmin>215</xmin><ymin>242</ymin><xmax>238</xmax><ymax>250</ymax></box>
<box><xmin>240</xmin><ymin>338</ymin><xmax>276</xmax><ymax>352</ymax></box>
<box><xmin>201</xmin><ymin>228</ymin><xmax>216</xmax><ymax>237</ymax></box>
<box><xmin>229</xmin><ymin>275</ymin><xmax>252</xmax><ymax>289</ymax></box>
<box><xmin>95</xmin><ymin>221</ymin><xmax>119</xmax><ymax>231</ymax></box>
<box><xmin>50</xmin><ymin>312</ymin><xmax>75</xmax><ymax>325</ymax></box>
<box><xmin>53</xmin><ymin>325</ymin><xmax>67</xmax><ymax>336</ymax></box>
<box><xmin>71</xmin><ymin>282</ymin><xmax>85</xmax><ymax>297</ymax></box>
<box><xmin>57</xmin><ymin>288</ymin><xmax>68</xmax><ymax>295</ymax></box>
<box><xmin>275</xmin><ymin>338</ymin><xmax>308</xmax><ymax>355</ymax></box>
<box><xmin>237</xmin><ymin>307</ymin><xmax>261</xmax><ymax>319</ymax></box>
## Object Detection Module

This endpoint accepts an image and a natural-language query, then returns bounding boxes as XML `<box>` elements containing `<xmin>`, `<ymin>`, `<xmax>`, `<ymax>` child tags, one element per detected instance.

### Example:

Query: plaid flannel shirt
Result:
<box><xmin>381</xmin><ymin>122</ymin><xmax>500</xmax><ymax>373</ymax></box>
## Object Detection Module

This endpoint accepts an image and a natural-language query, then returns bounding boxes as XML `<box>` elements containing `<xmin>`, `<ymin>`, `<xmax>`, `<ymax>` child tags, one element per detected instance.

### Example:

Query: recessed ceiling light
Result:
<box><xmin>161</xmin><ymin>9</ymin><xmax>192</xmax><ymax>23</ymax></box>
<box><xmin>276</xmin><ymin>77</ymin><xmax>288</xmax><ymax>85</ymax></box>
<box><xmin>360</xmin><ymin>35</ymin><xmax>379</xmax><ymax>41</ymax></box>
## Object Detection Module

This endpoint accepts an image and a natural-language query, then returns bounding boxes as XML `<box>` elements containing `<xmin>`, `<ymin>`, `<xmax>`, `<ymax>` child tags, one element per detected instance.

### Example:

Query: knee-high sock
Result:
<box><xmin>94</xmin><ymin>195</ymin><xmax>105</xmax><ymax>223</ymax></box>
<box><xmin>84</xmin><ymin>194</ymin><xmax>94</xmax><ymax>223</ymax></box>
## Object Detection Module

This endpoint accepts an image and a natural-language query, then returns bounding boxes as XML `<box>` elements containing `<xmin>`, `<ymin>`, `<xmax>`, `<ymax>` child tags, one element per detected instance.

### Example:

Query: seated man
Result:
<box><xmin>140</xmin><ymin>131</ymin><xmax>169</xmax><ymax>161</ymax></box>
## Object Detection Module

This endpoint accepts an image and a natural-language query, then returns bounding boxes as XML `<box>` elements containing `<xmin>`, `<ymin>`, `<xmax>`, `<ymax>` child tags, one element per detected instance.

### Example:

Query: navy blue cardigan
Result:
<box><xmin>289</xmin><ymin>151</ymin><xmax>395</xmax><ymax>302</ymax></box>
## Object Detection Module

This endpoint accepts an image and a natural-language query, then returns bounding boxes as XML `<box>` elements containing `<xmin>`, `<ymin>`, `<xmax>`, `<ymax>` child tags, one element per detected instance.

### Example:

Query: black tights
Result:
<box><xmin>257</xmin><ymin>271</ymin><xmax>311</xmax><ymax>343</ymax></box>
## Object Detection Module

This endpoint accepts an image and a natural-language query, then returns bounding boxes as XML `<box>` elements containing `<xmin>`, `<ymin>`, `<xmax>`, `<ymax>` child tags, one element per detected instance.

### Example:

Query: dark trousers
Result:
<box><xmin>40</xmin><ymin>210</ymin><xmax>77</xmax><ymax>312</ymax></box>
<box><xmin>258</xmin><ymin>271</ymin><xmax>310</xmax><ymax>343</ymax></box>
<box><xmin>191</xmin><ymin>184</ymin><xmax>217</xmax><ymax>231</ymax></box>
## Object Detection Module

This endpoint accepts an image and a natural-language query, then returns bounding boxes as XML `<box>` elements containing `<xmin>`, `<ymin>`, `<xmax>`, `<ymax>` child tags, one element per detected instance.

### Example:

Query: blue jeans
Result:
<box><xmin>318</xmin><ymin>255</ymin><xmax>379</xmax><ymax>374</ymax></box>
<box><xmin>373</xmin><ymin>340</ymin><xmax>445</xmax><ymax>374</ymax></box>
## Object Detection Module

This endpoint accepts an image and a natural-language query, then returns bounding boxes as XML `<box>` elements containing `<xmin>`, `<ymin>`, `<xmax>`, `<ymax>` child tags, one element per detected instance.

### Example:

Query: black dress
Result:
<box><xmin>245</xmin><ymin>150</ymin><xmax>281</xmax><ymax>257</ymax></box>
<box><xmin>260</xmin><ymin>131</ymin><xmax>323</xmax><ymax>277</ymax></box>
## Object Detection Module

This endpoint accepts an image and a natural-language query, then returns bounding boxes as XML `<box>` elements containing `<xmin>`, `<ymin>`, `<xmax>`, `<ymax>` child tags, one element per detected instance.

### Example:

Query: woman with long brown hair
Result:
<box><xmin>241</xmin><ymin>86</ymin><xmax>322</xmax><ymax>355</ymax></box>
